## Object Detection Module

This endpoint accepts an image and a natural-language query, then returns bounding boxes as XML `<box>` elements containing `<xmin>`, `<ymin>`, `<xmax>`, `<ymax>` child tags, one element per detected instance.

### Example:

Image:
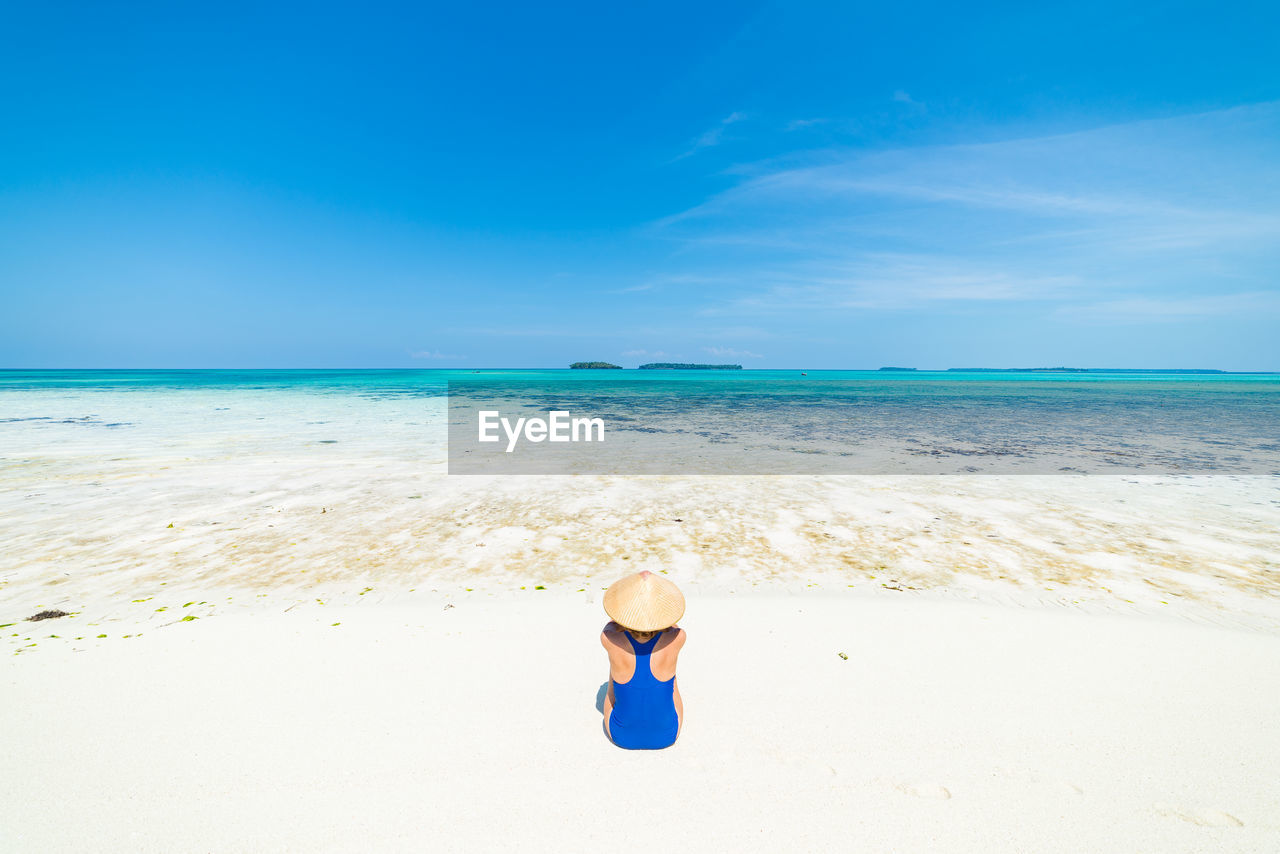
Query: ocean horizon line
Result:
<box><xmin>3</xmin><ymin>366</ymin><xmax>1280</xmax><ymax>375</ymax></box>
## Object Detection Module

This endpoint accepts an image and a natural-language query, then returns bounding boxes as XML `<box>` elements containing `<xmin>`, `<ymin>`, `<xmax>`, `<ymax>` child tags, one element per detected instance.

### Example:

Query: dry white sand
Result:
<box><xmin>4</xmin><ymin>391</ymin><xmax>1279</xmax><ymax>851</ymax></box>
<box><xmin>4</xmin><ymin>591</ymin><xmax>1279</xmax><ymax>853</ymax></box>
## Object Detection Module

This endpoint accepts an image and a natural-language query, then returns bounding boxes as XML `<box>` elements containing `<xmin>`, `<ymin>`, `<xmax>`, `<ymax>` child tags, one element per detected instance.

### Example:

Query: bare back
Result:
<box><xmin>601</xmin><ymin>623</ymin><xmax>685</xmax><ymax>683</ymax></box>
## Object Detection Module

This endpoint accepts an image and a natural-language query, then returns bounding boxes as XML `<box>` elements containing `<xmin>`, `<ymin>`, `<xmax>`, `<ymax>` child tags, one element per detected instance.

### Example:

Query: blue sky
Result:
<box><xmin>2</xmin><ymin>0</ymin><xmax>1278</xmax><ymax>369</ymax></box>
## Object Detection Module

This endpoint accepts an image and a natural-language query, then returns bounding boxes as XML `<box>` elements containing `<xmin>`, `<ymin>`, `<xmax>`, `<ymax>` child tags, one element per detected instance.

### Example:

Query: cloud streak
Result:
<box><xmin>409</xmin><ymin>349</ymin><xmax>467</xmax><ymax>360</ymax></box>
<box><xmin>703</xmin><ymin>346</ymin><xmax>762</xmax><ymax>359</ymax></box>
<box><xmin>652</xmin><ymin>101</ymin><xmax>1280</xmax><ymax>325</ymax></box>
<box><xmin>1055</xmin><ymin>291</ymin><xmax>1280</xmax><ymax>323</ymax></box>
<box><xmin>672</xmin><ymin>112</ymin><xmax>748</xmax><ymax>160</ymax></box>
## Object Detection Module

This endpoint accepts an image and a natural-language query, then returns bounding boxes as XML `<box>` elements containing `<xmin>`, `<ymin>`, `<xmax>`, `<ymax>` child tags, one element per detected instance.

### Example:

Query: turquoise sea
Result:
<box><xmin>3</xmin><ymin>369</ymin><xmax>1279</xmax><ymax>474</ymax></box>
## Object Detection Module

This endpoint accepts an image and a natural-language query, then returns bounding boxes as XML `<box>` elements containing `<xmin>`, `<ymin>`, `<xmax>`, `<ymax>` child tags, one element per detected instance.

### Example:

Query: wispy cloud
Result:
<box><xmin>785</xmin><ymin>118</ymin><xmax>827</xmax><ymax>131</ymax></box>
<box><xmin>702</xmin><ymin>346</ymin><xmax>763</xmax><ymax>359</ymax></box>
<box><xmin>1056</xmin><ymin>291</ymin><xmax>1280</xmax><ymax>323</ymax></box>
<box><xmin>653</xmin><ymin>101</ymin><xmax>1280</xmax><ymax>323</ymax></box>
<box><xmin>604</xmin><ymin>272</ymin><xmax>743</xmax><ymax>294</ymax></box>
<box><xmin>409</xmin><ymin>349</ymin><xmax>467</xmax><ymax>360</ymax></box>
<box><xmin>695</xmin><ymin>256</ymin><xmax>1081</xmax><ymax>317</ymax></box>
<box><xmin>453</xmin><ymin>326</ymin><xmax>603</xmax><ymax>338</ymax></box>
<box><xmin>622</xmin><ymin>348</ymin><xmax>676</xmax><ymax>358</ymax></box>
<box><xmin>672</xmin><ymin>112</ymin><xmax>748</xmax><ymax>160</ymax></box>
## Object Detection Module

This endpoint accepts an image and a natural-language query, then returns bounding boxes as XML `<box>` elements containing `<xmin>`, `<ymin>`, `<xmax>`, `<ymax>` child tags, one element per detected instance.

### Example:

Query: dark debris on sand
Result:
<box><xmin>27</xmin><ymin>610</ymin><xmax>71</xmax><ymax>622</ymax></box>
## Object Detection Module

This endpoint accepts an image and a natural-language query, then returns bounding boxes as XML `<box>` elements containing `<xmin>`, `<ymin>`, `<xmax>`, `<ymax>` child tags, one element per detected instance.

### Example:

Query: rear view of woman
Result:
<box><xmin>600</xmin><ymin>571</ymin><xmax>687</xmax><ymax>750</ymax></box>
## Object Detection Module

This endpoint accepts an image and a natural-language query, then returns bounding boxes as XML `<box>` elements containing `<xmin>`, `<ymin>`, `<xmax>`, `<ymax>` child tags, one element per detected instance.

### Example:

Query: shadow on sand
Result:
<box><xmin>594</xmin><ymin>681</ymin><xmax>608</xmax><ymax>713</ymax></box>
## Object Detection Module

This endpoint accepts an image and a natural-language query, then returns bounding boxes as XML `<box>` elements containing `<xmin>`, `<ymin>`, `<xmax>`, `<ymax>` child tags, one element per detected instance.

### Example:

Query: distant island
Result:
<box><xmin>569</xmin><ymin>361</ymin><xmax>622</xmax><ymax>369</ymax></box>
<box><xmin>878</xmin><ymin>366</ymin><xmax>917</xmax><ymax>371</ymax></box>
<box><xmin>638</xmin><ymin>363</ymin><xmax>743</xmax><ymax>370</ymax></box>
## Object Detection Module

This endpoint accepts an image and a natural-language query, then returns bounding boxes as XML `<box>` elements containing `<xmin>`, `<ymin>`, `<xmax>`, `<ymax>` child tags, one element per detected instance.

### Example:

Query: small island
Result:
<box><xmin>638</xmin><ymin>363</ymin><xmax>743</xmax><ymax>370</ymax></box>
<box><xmin>569</xmin><ymin>361</ymin><xmax>623</xmax><ymax>369</ymax></box>
<box><xmin>878</xmin><ymin>366</ymin><xmax>917</xmax><ymax>371</ymax></box>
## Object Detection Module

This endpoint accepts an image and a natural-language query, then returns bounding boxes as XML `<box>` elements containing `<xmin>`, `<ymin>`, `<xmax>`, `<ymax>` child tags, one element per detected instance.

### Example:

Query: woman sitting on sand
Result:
<box><xmin>600</xmin><ymin>571</ymin><xmax>686</xmax><ymax>750</ymax></box>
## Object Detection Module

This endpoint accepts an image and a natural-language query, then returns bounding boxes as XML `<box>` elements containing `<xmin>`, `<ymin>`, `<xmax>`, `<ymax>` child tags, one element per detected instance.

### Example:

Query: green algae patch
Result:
<box><xmin>180</xmin><ymin>615</ymin><xmax>198</xmax><ymax>622</ymax></box>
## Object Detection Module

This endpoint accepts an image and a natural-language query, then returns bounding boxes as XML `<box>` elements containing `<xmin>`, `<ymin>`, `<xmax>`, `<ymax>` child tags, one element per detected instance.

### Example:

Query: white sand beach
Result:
<box><xmin>3</xmin><ymin>391</ymin><xmax>1280</xmax><ymax>851</ymax></box>
<box><xmin>4</xmin><ymin>592</ymin><xmax>1280</xmax><ymax>852</ymax></box>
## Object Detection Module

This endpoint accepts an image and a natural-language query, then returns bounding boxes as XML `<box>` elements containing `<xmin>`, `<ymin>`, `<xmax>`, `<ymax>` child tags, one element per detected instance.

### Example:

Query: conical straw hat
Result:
<box><xmin>603</xmin><ymin>571</ymin><xmax>685</xmax><ymax>631</ymax></box>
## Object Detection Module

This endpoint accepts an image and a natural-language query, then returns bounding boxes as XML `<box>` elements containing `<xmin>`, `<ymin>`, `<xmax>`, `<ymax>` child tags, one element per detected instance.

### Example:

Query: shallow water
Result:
<box><xmin>7</xmin><ymin>368</ymin><xmax>1279</xmax><ymax>474</ymax></box>
<box><xmin>2</xmin><ymin>370</ymin><xmax>1278</xmax><ymax>627</ymax></box>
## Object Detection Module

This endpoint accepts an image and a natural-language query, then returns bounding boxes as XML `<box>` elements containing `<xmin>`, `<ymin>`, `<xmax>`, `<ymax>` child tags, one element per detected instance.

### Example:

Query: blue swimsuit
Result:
<box><xmin>608</xmin><ymin>631</ymin><xmax>679</xmax><ymax>750</ymax></box>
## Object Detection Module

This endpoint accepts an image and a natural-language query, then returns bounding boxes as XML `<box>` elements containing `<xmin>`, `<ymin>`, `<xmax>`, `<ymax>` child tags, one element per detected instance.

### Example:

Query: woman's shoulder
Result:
<box><xmin>660</xmin><ymin>625</ymin><xmax>687</xmax><ymax>648</ymax></box>
<box><xmin>600</xmin><ymin>621</ymin><xmax>627</xmax><ymax>648</ymax></box>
